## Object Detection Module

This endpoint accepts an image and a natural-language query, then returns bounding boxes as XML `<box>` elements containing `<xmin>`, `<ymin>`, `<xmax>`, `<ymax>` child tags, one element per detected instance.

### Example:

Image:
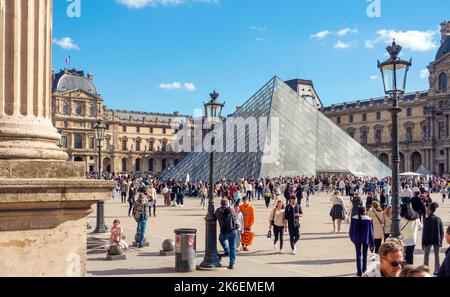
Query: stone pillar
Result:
<box><xmin>0</xmin><ymin>0</ymin><xmax>66</xmax><ymax>160</ymax></box>
<box><xmin>0</xmin><ymin>0</ymin><xmax>114</xmax><ymax>276</ymax></box>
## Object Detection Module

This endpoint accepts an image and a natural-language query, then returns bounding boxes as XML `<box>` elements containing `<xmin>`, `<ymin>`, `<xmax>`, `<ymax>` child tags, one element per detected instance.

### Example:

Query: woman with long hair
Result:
<box><xmin>269</xmin><ymin>200</ymin><xmax>287</xmax><ymax>253</ymax></box>
<box><xmin>367</xmin><ymin>201</ymin><xmax>385</xmax><ymax>253</ymax></box>
<box><xmin>383</xmin><ymin>206</ymin><xmax>392</xmax><ymax>240</ymax></box>
<box><xmin>400</xmin><ymin>202</ymin><xmax>423</xmax><ymax>265</ymax></box>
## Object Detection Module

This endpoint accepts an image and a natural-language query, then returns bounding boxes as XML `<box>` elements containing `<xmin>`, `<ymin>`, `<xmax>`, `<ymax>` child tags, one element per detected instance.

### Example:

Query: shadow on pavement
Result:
<box><xmin>89</xmin><ymin>267</ymin><xmax>175</xmax><ymax>276</ymax></box>
<box><xmin>269</xmin><ymin>258</ymin><xmax>355</xmax><ymax>265</ymax></box>
<box><xmin>300</xmin><ymin>235</ymin><xmax>348</xmax><ymax>241</ymax></box>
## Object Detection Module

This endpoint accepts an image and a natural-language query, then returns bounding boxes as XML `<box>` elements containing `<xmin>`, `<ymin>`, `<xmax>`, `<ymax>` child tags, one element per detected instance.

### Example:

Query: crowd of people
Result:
<box><xmin>91</xmin><ymin>171</ymin><xmax>450</xmax><ymax>277</ymax></box>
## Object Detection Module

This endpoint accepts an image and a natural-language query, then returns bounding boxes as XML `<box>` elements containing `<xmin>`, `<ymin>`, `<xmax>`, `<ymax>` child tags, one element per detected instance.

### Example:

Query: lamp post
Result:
<box><xmin>199</xmin><ymin>91</ymin><xmax>225</xmax><ymax>269</ymax></box>
<box><xmin>378</xmin><ymin>40</ymin><xmax>412</xmax><ymax>238</ymax></box>
<box><xmin>93</xmin><ymin>118</ymin><xmax>108</xmax><ymax>233</ymax></box>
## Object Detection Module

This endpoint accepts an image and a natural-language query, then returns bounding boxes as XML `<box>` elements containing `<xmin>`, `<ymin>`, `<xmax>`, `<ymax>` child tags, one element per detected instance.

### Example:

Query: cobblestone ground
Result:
<box><xmin>86</xmin><ymin>192</ymin><xmax>450</xmax><ymax>277</ymax></box>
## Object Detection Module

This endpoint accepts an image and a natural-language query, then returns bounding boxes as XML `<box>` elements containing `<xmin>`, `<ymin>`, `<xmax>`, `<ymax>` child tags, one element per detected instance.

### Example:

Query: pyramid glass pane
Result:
<box><xmin>163</xmin><ymin>77</ymin><xmax>391</xmax><ymax>182</ymax></box>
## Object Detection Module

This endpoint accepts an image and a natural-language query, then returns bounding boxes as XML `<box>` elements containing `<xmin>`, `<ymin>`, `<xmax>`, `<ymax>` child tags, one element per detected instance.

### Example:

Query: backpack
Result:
<box><xmin>133</xmin><ymin>202</ymin><xmax>146</xmax><ymax>222</ymax></box>
<box><xmin>219</xmin><ymin>208</ymin><xmax>236</xmax><ymax>233</ymax></box>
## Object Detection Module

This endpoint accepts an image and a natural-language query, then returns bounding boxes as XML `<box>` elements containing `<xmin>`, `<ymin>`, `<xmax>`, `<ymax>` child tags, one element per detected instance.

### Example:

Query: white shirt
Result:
<box><xmin>401</xmin><ymin>188</ymin><xmax>412</xmax><ymax>198</ymax></box>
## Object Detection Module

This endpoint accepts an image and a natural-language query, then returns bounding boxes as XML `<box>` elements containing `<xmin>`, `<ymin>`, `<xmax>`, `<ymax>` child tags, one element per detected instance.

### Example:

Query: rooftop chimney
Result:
<box><xmin>87</xmin><ymin>73</ymin><xmax>94</xmax><ymax>81</ymax></box>
<box><xmin>441</xmin><ymin>21</ymin><xmax>450</xmax><ymax>44</ymax></box>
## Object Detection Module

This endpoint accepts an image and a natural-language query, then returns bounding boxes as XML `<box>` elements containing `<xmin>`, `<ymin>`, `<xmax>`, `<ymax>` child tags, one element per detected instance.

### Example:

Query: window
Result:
<box><xmin>406</xmin><ymin>127</ymin><xmax>413</xmax><ymax>142</ymax></box>
<box><xmin>422</xmin><ymin>126</ymin><xmax>428</xmax><ymax>139</ymax></box>
<box><xmin>61</xmin><ymin>136</ymin><xmax>68</xmax><ymax>148</ymax></box>
<box><xmin>122</xmin><ymin>158</ymin><xmax>127</xmax><ymax>172</ymax></box>
<box><xmin>406</xmin><ymin>108</ymin><xmax>412</xmax><ymax>117</ymax></box>
<box><xmin>63</xmin><ymin>101</ymin><xmax>70</xmax><ymax>115</ymax></box>
<box><xmin>64</xmin><ymin>121</ymin><xmax>68</xmax><ymax>128</ymax></box>
<box><xmin>136</xmin><ymin>140</ymin><xmax>141</xmax><ymax>152</ymax></box>
<box><xmin>122</xmin><ymin>139</ymin><xmax>127</xmax><ymax>151</ymax></box>
<box><xmin>122</xmin><ymin>126</ymin><xmax>127</xmax><ymax>132</ymax></box>
<box><xmin>376</xmin><ymin>112</ymin><xmax>381</xmax><ymax>120</ymax></box>
<box><xmin>439</xmin><ymin>72</ymin><xmax>447</xmax><ymax>92</ymax></box>
<box><xmin>375</xmin><ymin>129</ymin><xmax>382</xmax><ymax>144</ymax></box>
<box><xmin>91</xmin><ymin>104</ymin><xmax>97</xmax><ymax>116</ymax></box>
<box><xmin>149</xmin><ymin>141</ymin><xmax>154</xmax><ymax>151</ymax></box>
<box><xmin>136</xmin><ymin>127</ymin><xmax>140</xmax><ymax>133</ymax></box>
<box><xmin>362</xmin><ymin>113</ymin><xmax>367</xmax><ymax>122</ymax></box>
<box><xmin>76</xmin><ymin>103</ymin><xmax>83</xmax><ymax>116</ymax></box>
<box><xmin>439</xmin><ymin>122</ymin><xmax>445</xmax><ymax>139</ymax></box>
<box><xmin>161</xmin><ymin>142</ymin><xmax>167</xmax><ymax>152</ymax></box>
<box><xmin>89</xmin><ymin>137</ymin><xmax>94</xmax><ymax>150</ymax></box>
<box><xmin>361</xmin><ymin>130</ymin><xmax>368</xmax><ymax>144</ymax></box>
<box><xmin>162</xmin><ymin>159</ymin><xmax>167</xmax><ymax>171</ymax></box>
<box><xmin>106</xmin><ymin>124</ymin><xmax>110</xmax><ymax>130</ymax></box>
<box><xmin>349</xmin><ymin>115</ymin><xmax>354</xmax><ymax>123</ymax></box>
<box><xmin>349</xmin><ymin>132</ymin><xmax>355</xmax><ymax>139</ymax></box>
<box><xmin>135</xmin><ymin>159</ymin><xmax>141</xmax><ymax>172</ymax></box>
<box><xmin>150</xmin><ymin>127</ymin><xmax>154</xmax><ymax>134</ymax></box>
<box><xmin>162</xmin><ymin>128</ymin><xmax>167</xmax><ymax>134</ymax></box>
<box><xmin>74</xmin><ymin>134</ymin><xmax>83</xmax><ymax>149</ymax></box>
<box><xmin>336</xmin><ymin>116</ymin><xmax>341</xmax><ymax>124</ymax></box>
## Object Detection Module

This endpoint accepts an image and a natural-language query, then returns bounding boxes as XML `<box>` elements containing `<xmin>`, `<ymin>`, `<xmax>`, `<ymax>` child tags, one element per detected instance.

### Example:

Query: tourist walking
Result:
<box><xmin>422</xmin><ymin>202</ymin><xmax>444</xmax><ymax>275</ymax></box>
<box><xmin>285</xmin><ymin>196</ymin><xmax>303</xmax><ymax>255</ymax></box>
<box><xmin>162</xmin><ymin>184</ymin><xmax>171</xmax><ymax>207</ymax></box>
<box><xmin>400</xmin><ymin>202</ymin><xmax>423</xmax><ymax>265</ymax></box>
<box><xmin>200</xmin><ymin>185</ymin><xmax>207</xmax><ymax>210</ymax></box>
<box><xmin>120</xmin><ymin>179</ymin><xmax>128</xmax><ymax>204</ymax></box>
<box><xmin>350</xmin><ymin>192</ymin><xmax>364</xmax><ymax>218</ymax></box>
<box><xmin>368</xmin><ymin>201</ymin><xmax>385</xmax><ymax>253</ymax></box>
<box><xmin>234</xmin><ymin>204</ymin><xmax>244</xmax><ymax>250</ymax></box>
<box><xmin>330</xmin><ymin>191</ymin><xmax>347</xmax><ymax>234</ymax></box>
<box><xmin>349</xmin><ymin>206</ymin><xmax>375</xmax><ymax>277</ymax></box>
<box><xmin>437</xmin><ymin>225</ymin><xmax>450</xmax><ymax>277</ymax></box>
<box><xmin>239</xmin><ymin>197</ymin><xmax>255</xmax><ymax>251</ymax></box>
<box><xmin>263</xmin><ymin>185</ymin><xmax>272</xmax><ymax>208</ymax></box>
<box><xmin>132</xmin><ymin>193</ymin><xmax>150</xmax><ymax>248</ymax></box>
<box><xmin>269</xmin><ymin>200</ymin><xmax>287</xmax><ymax>253</ymax></box>
<box><xmin>383</xmin><ymin>206</ymin><xmax>392</xmax><ymax>240</ymax></box>
<box><xmin>147</xmin><ymin>183</ymin><xmax>157</xmax><ymax>217</ymax></box>
<box><xmin>127</xmin><ymin>187</ymin><xmax>136</xmax><ymax>217</ymax></box>
<box><xmin>215</xmin><ymin>199</ymin><xmax>239</xmax><ymax>270</ymax></box>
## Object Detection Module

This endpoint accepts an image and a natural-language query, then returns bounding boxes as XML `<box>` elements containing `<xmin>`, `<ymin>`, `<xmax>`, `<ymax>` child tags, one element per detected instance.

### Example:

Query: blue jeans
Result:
<box><xmin>137</xmin><ymin>219</ymin><xmax>148</xmax><ymax>247</ymax></box>
<box><xmin>355</xmin><ymin>243</ymin><xmax>369</xmax><ymax>276</ymax></box>
<box><xmin>219</xmin><ymin>231</ymin><xmax>237</xmax><ymax>266</ymax></box>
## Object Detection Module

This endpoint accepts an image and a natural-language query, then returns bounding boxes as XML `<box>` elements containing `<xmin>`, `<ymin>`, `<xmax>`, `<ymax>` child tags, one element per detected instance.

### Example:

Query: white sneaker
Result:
<box><xmin>291</xmin><ymin>250</ymin><xmax>296</xmax><ymax>255</ymax></box>
<box><xmin>273</xmin><ymin>243</ymin><xmax>277</xmax><ymax>251</ymax></box>
<box><xmin>279</xmin><ymin>250</ymin><xmax>284</xmax><ymax>254</ymax></box>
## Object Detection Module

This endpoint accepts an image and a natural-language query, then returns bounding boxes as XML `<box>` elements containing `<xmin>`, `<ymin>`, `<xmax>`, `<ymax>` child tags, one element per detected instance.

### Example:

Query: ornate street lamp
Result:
<box><xmin>199</xmin><ymin>90</ymin><xmax>225</xmax><ymax>269</ymax></box>
<box><xmin>378</xmin><ymin>40</ymin><xmax>412</xmax><ymax>238</ymax></box>
<box><xmin>93</xmin><ymin>118</ymin><xmax>108</xmax><ymax>233</ymax></box>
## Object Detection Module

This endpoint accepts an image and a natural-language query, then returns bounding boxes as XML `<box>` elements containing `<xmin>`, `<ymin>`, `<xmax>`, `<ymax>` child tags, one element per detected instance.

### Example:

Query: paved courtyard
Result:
<box><xmin>86</xmin><ymin>192</ymin><xmax>450</xmax><ymax>277</ymax></box>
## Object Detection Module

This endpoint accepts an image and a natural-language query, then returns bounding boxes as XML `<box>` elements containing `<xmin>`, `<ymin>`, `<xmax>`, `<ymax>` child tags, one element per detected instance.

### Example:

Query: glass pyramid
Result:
<box><xmin>163</xmin><ymin>77</ymin><xmax>392</xmax><ymax>181</ymax></box>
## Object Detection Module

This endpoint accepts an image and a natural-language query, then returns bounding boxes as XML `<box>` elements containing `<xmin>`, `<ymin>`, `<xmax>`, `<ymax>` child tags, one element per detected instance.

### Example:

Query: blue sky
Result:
<box><xmin>52</xmin><ymin>0</ymin><xmax>450</xmax><ymax>116</ymax></box>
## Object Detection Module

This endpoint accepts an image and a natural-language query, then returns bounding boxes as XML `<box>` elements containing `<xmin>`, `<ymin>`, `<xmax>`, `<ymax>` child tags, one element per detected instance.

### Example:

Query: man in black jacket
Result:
<box><xmin>422</xmin><ymin>202</ymin><xmax>445</xmax><ymax>275</ymax></box>
<box><xmin>285</xmin><ymin>195</ymin><xmax>303</xmax><ymax>255</ymax></box>
<box><xmin>215</xmin><ymin>199</ymin><xmax>239</xmax><ymax>270</ymax></box>
<box><xmin>411</xmin><ymin>191</ymin><xmax>426</xmax><ymax>221</ymax></box>
<box><xmin>437</xmin><ymin>225</ymin><xmax>450</xmax><ymax>277</ymax></box>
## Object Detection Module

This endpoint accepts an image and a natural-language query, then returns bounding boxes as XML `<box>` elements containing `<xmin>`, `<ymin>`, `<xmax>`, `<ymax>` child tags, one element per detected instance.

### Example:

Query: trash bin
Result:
<box><xmin>174</xmin><ymin>228</ymin><xmax>197</xmax><ymax>272</ymax></box>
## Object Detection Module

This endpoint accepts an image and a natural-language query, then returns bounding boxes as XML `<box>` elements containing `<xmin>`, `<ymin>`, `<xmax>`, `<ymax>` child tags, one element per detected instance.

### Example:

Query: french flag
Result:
<box><xmin>65</xmin><ymin>56</ymin><xmax>71</xmax><ymax>64</ymax></box>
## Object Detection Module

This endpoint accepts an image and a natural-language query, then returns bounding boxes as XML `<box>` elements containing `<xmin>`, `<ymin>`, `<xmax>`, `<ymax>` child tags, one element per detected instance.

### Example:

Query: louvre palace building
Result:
<box><xmin>323</xmin><ymin>21</ymin><xmax>450</xmax><ymax>176</ymax></box>
<box><xmin>52</xmin><ymin>69</ymin><xmax>192</xmax><ymax>175</ymax></box>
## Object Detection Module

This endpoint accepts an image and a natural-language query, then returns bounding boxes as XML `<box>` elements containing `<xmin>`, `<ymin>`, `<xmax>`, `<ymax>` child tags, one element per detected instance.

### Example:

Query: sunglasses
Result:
<box><xmin>381</xmin><ymin>258</ymin><xmax>406</xmax><ymax>268</ymax></box>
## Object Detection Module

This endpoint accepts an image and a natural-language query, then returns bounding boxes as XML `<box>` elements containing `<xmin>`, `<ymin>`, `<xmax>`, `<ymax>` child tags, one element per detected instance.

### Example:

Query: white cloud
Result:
<box><xmin>365</xmin><ymin>29</ymin><xmax>437</xmax><ymax>51</ymax></box>
<box><xmin>311</xmin><ymin>30</ymin><xmax>331</xmax><ymax>39</ymax></box>
<box><xmin>336</xmin><ymin>28</ymin><xmax>358</xmax><ymax>36</ymax></box>
<box><xmin>52</xmin><ymin>37</ymin><xmax>80</xmax><ymax>51</ymax></box>
<box><xmin>334</xmin><ymin>41</ymin><xmax>351</xmax><ymax>49</ymax></box>
<box><xmin>160</xmin><ymin>82</ymin><xmax>182</xmax><ymax>90</ymax></box>
<box><xmin>159</xmin><ymin>82</ymin><xmax>196</xmax><ymax>91</ymax></box>
<box><xmin>256</xmin><ymin>37</ymin><xmax>264</xmax><ymax>42</ymax></box>
<box><xmin>370</xmin><ymin>75</ymin><xmax>380</xmax><ymax>80</ymax></box>
<box><xmin>117</xmin><ymin>0</ymin><xmax>218</xmax><ymax>9</ymax></box>
<box><xmin>420</xmin><ymin>69</ymin><xmax>429</xmax><ymax>79</ymax></box>
<box><xmin>184</xmin><ymin>83</ymin><xmax>196</xmax><ymax>92</ymax></box>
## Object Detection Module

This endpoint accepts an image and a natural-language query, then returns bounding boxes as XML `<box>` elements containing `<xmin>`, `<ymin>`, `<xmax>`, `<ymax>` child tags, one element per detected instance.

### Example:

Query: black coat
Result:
<box><xmin>437</xmin><ymin>248</ymin><xmax>450</xmax><ymax>277</ymax></box>
<box><xmin>421</xmin><ymin>214</ymin><xmax>444</xmax><ymax>247</ymax></box>
<box><xmin>411</xmin><ymin>196</ymin><xmax>426</xmax><ymax>216</ymax></box>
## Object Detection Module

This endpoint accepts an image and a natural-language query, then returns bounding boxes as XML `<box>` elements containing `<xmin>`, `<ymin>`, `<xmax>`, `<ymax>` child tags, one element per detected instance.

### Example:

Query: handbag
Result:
<box><xmin>267</xmin><ymin>229</ymin><xmax>272</xmax><ymax>239</ymax></box>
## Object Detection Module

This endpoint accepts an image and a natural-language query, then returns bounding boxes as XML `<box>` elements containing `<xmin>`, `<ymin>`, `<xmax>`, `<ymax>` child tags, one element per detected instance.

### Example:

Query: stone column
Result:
<box><xmin>0</xmin><ymin>0</ymin><xmax>66</xmax><ymax>160</ymax></box>
<box><xmin>0</xmin><ymin>0</ymin><xmax>114</xmax><ymax>277</ymax></box>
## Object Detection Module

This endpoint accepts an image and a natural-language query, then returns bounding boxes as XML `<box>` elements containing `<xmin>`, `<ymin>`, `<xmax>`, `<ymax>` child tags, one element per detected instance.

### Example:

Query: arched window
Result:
<box><xmin>76</xmin><ymin>102</ymin><xmax>83</xmax><ymax>116</ymax></box>
<box><xmin>122</xmin><ymin>158</ymin><xmax>127</xmax><ymax>172</ymax></box>
<box><xmin>91</xmin><ymin>104</ymin><xmax>98</xmax><ymax>116</ymax></box>
<box><xmin>135</xmin><ymin>159</ymin><xmax>141</xmax><ymax>172</ymax></box>
<box><xmin>162</xmin><ymin>159</ymin><xmax>167</xmax><ymax>171</ymax></box>
<box><xmin>439</xmin><ymin>73</ymin><xmax>447</xmax><ymax>91</ymax></box>
<box><xmin>63</xmin><ymin>101</ymin><xmax>70</xmax><ymax>115</ymax></box>
<box><xmin>74</xmin><ymin>134</ymin><xmax>83</xmax><ymax>149</ymax></box>
<box><xmin>148</xmin><ymin>159</ymin><xmax>155</xmax><ymax>172</ymax></box>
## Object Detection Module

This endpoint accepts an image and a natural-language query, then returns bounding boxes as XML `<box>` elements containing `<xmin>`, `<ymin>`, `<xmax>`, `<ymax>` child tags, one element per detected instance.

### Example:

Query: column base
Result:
<box><xmin>0</xmin><ymin>160</ymin><xmax>115</xmax><ymax>277</ymax></box>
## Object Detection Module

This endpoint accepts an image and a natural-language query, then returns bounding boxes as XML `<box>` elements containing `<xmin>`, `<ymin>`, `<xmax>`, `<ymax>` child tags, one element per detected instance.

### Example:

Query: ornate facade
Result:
<box><xmin>52</xmin><ymin>69</ymin><xmax>192</xmax><ymax>175</ymax></box>
<box><xmin>323</xmin><ymin>21</ymin><xmax>450</xmax><ymax>175</ymax></box>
